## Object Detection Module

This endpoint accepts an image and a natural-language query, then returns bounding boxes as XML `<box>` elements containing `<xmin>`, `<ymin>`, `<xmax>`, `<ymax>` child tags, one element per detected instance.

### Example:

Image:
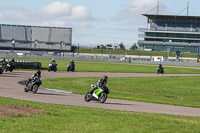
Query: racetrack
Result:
<box><xmin>1</xmin><ymin>71</ymin><xmax>200</xmax><ymax>117</ymax></box>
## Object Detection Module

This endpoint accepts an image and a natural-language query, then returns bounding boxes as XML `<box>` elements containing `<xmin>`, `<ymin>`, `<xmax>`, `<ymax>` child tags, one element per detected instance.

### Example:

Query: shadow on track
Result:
<box><xmin>1</xmin><ymin>75</ymin><xmax>20</xmax><ymax>78</ymax></box>
<box><xmin>104</xmin><ymin>102</ymin><xmax>133</xmax><ymax>106</ymax></box>
<box><xmin>36</xmin><ymin>92</ymin><xmax>66</xmax><ymax>96</ymax></box>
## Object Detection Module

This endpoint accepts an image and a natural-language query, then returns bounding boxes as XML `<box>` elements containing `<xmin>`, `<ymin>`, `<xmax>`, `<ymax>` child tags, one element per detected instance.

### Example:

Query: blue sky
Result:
<box><xmin>0</xmin><ymin>0</ymin><xmax>199</xmax><ymax>49</ymax></box>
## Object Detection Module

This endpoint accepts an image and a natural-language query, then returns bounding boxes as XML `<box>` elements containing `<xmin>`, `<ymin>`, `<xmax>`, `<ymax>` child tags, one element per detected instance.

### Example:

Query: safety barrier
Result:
<box><xmin>14</xmin><ymin>62</ymin><xmax>41</xmax><ymax>69</ymax></box>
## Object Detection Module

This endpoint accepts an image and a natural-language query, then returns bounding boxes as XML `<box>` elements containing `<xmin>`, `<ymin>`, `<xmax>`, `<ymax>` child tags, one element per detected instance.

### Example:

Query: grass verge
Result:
<box><xmin>42</xmin><ymin>76</ymin><xmax>200</xmax><ymax>108</ymax></box>
<box><xmin>1</xmin><ymin>96</ymin><xmax>200</xmax><ymax>133</ymax></box>
<box><xmin>3</xmin><ymin>57</ymin><xmax>200</xmax><ymax>74</ymax></box>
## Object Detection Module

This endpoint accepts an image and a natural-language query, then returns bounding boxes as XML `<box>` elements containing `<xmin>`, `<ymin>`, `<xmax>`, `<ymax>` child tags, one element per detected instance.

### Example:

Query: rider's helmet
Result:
<box><xmin>36</xmin><ymin>70</ymin><xmax>41</xmax><ymax>76</ymax></box>
<box><xmin>102</xmin><ymin>75</ymin><xmax>108</xmax><ymax>82</ymax></box>
<box><xmin>11</xmin><ymin>58</ymin><xmax>15</xmax><ymax>62</ymax></box>
<box><xmin>70</xmin><ymin>60</ymin><xmax>74</xmax><ymax>64</ymax></box>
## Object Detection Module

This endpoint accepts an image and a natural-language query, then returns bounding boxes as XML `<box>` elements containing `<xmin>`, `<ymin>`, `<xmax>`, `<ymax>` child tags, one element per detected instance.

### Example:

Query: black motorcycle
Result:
<box><xmin>5</xmin><ymin>62</ymin><xmax>14</xmax><ymax>72</ymax></box>
<box><xmin>0</xmin><ymin>66</ymin><xmax>5</xmax><ymax>74</ymax></box>
<box><xmin>24</xmin><ymin>76</ymin><xmax>42</xmax><ymax>93</ymax></box>
<box><xmin>0</xmin><ymin>62</ymin><xmax>6</xmax><ymax>74</ymax></box>
<box><xmin>157</xmin><ymin>67</ymin><xmax>164</xmax><ymax>74</ymax></box>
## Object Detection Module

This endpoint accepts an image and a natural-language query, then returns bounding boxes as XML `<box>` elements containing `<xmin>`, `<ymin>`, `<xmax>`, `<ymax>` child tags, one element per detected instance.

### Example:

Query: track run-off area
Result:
<box><xmin>1</xmin><ymin>71</ymin><xmax>200</xmax><ymax>117</ymax></box>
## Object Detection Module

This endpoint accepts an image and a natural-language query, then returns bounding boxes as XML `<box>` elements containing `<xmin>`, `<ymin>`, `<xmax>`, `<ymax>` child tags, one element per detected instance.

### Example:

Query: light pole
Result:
<box><xmin>60</xmin><ymin>41</ymin><xmax>64</xmax><ymax>57</ymax></box>
<box><xmin>110</xmin><ymin>49</ymin><xmax>112</xmax><ymax>58</ymax></box>
<box><xmin>34</xmin><ymin>40</ymin><xmax>38</xmax><ymax>49</ymax></box>
<box><xmin>77</xmin><ymin>44</ymin><xmax>79</xmax><ymax>57</ymax></box>
<box><xmin>101</xmin><ymin>46</ymin><xmax>103</xmax><ymax>58</ymax></box>
<box><xmin>72</xmin><ymin>44</ymin><xmax>74</xmax><ymax>57</ymax></box>
<box><xmin>11</xmin><ymin>38</ymin><xmax>15</xmax><ymax>51</ymax></box>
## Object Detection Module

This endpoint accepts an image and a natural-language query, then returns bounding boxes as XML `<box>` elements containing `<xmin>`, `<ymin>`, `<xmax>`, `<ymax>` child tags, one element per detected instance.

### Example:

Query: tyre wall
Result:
<box><xmin>14</xmin><ymin>62</ymin><xmax>41</xmax><ymax>69</ymax></box>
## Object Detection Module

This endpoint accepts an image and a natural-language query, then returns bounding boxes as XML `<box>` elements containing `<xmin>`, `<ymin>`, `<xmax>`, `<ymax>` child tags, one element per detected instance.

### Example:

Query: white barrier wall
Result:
<box><xmin>152</xmin><ymin>56</ymin><xmax>168</xmax><ymax>61</ymax></box>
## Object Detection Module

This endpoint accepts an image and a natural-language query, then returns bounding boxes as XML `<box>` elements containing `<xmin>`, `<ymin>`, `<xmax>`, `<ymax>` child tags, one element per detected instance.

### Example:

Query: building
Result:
<box><xmin>0</xmin><ymin>24</ymin><xmax>72</xmax><ymax>52</ymax></box>
<box><xmin>138</xmin><ymin>14</ymin><xmax>200</xmax><ymax>52</ymax></box>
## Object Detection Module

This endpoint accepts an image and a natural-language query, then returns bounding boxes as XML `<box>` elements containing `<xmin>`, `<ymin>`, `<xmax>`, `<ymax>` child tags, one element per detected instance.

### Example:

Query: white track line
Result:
<box><xmin>40</xmin><ymin>88</ymin><xmax>72</xmax><ymax>94</ymax></box>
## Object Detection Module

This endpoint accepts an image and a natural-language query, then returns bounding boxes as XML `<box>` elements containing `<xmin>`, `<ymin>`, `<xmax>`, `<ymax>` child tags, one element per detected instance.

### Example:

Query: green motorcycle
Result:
<box><xmin>84</xmin><ymin>85</ymin><xmax>109</xmax><ymax>103</ymax></box>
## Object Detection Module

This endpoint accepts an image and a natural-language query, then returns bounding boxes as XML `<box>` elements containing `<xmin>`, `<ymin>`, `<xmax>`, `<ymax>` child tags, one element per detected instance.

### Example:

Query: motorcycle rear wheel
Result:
<box><xmin>98</xmin><ymin>92</ymin><xmax>107</xmax><ymax>103</ymax></box>
<box><xmin>24</xmin><ymin>87</ymin><xmax>28</xmax><ymax>92</ymax></box>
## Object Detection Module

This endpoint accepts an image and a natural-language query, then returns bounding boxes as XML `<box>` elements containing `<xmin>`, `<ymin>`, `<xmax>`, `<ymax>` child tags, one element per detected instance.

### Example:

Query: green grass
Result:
<box><xmin>3</xmin><ymin>57</ymin><xmax>200</xmax><ymax>74</ymax></box>
<box><xmin>75</xmin><ymin>48</ymin><xmax>198</xmax><ymax>58</ymax></box>
<box><xmin>42</xmin><ymin>76</ymin><xmax>200</xmax><ymax>108</ymax></box>
<box><xmin>1</xmin><ymin>97</ymin><xmax>200</xmax><ymax>133</ymax></box>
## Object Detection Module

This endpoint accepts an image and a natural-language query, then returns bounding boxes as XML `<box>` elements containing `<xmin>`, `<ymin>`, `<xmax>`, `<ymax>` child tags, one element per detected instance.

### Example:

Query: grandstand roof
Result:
<box><xmin>0</xmin><ymin>24</ymin><xmax>72</xmax><ymax>29</ymax></box>
<box><xmin>142</xmin><ymin>14</ymin><xmax>200</xmax><ymax>22</ymax></box>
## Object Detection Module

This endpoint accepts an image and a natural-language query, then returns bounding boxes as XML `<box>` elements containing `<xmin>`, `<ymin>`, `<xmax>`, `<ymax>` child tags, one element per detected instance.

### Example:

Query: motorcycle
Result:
<box><xmin>48</xmin><ymin>63</ymin><xmax>57</xmax><ymax>72</ymax></box>
<box><xmin>67</xmin><ymin>63</ymin><xmax>75</xmax><ymax>72</ymax></box>
<box><xmin>0</xmin><ymin>62</ymin><xmax>6</xmax><ymax>74</ymax></box>
<box><xmin>84</xmin><ymin>85</ymin><xmax>110</xmax><ymax>103</ymax></box>
<box><xmin>5</xmin><ymin>62</ymin><xmax>14</xmax><ymax>72</ymax></box>
<box><xmin>0</xmin><ymin>66</ymin><xmax>5</xmax><ymax>74</ymax></box>
<box><xmin>23</xmin><ymin>76</ymin><xmax>42</xmax><ymax>93</ymax></box>
<box><xmin>157</xmin><ymin>67</ymin><xmax>164</xmax><ymax>74</ymax></box>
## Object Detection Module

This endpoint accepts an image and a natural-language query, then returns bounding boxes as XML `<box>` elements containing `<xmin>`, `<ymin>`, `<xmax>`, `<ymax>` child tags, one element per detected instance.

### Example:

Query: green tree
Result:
<box><xmin>119</xmin><ymin>42</ymin><xmax>125</xmax><ymax>50</ymax></box>
<box><xmin>130</xmin><ymin>43</ymin><xmax>138</xmax><ymax>50</ymax></box>
<box><xmin>106</xmin><ymin>44</ymin><xmax>112</xmax><ymax>47</ymax></box>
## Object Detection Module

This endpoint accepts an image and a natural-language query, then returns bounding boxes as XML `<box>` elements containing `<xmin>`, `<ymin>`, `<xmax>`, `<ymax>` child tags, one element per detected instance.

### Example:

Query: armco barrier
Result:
<box><xmin>14</xmin><ymin>62</ymin><xmax>41</xmax><ymax>69</ymax></box>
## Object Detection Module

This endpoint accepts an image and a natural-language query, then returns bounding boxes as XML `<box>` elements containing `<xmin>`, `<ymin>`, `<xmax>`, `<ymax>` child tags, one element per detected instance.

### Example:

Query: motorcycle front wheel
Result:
<box><xmin>98</xmin><ymin>92</ymin><xmax>107</xmax><ymax>103</ymax></box>
<box><xmin>84</xmin><ymin>92</ymin><xmax>91</xmax><ymax>102</ymax></box>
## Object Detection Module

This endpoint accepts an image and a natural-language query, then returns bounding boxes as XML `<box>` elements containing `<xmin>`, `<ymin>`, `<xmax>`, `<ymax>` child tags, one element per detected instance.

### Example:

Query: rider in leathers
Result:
<box><xmin>158</xmin><ymin>63</ymin><xmax>163</xmax><ymax>70</ymax></box>
<box><xmin>0</xmin><ymin>58</ymin><xmax>7</xmax><ymax>68</ymax></box>
<box><xmin>90</xmin><ymin>75</ymin><xmax>110</xmax><ymax>94</ymax></box>
<box><xmin>26</xmin><ymin>70</ymin><xmax>41</xmax><ymax>86</ymax></box>
<box><xmin>50</xmin><ymin>59</ymin><xmax>56</xmax><ymax>65</ymax></box>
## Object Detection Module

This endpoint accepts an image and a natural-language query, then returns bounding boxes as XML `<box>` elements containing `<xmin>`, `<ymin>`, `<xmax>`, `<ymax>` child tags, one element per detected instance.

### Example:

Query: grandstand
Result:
<box><xmin>138</xmin><ymin>14</ymin><xmax>200</xmax><ymax>52</ymax></box>
<box><xmin>0</xmin><ymin>24</ymin><xmax>72</xmax><ymax>52</ymax></box>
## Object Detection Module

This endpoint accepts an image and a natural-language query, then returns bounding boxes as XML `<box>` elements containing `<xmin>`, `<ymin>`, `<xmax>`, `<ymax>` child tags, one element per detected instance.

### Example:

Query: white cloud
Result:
<box><xmin>66</xmin><ymin>6</ymin><xmax>94</xmax><ymax>21</ymax></box>
<box><xmin>38</xmin><ymin>1</ymin><xmax>72</xmax><ymax>17</ymax></box>
<box><xmin>0</xmin><ymin>1</ymin><xmax>99</xmax><ymax>30</ymax></box>
<box><xmin>125</xmin><ymin>0</ymin><xmax>158</xmax><ymax>15</ymax></box>
<box><xmin>0</xmin><ymin>3</ymin><xmax>27</xmax><ymax>11</ymax></box>
<box><xmin>37</xmin><ymin>2</ymin><xmax>96</xmax><ymax>22</ymax></box>
<box><xmin>113</xmin><ymin>0</ymin><xmax>169</xmax><ymax>24</ymax></box>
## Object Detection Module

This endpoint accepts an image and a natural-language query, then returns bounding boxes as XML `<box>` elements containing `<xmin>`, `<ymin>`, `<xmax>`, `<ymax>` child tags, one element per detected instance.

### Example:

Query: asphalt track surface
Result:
<box><xmin>1</xmin><ymin>71</ymin><xmax>200</xmax><ymax>117</ymax></box>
